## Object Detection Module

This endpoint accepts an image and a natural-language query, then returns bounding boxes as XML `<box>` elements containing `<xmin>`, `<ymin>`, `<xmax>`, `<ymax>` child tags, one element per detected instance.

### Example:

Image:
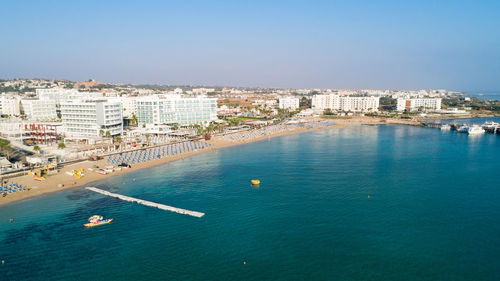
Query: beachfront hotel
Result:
<box><xmin>60</xmin><ymin>99</ymin><xmax>123</xmax><ymax>141</ymax></box>
<box><xmin>279</xmin><ymin>96</ymin><xmax>300</xmax><ymax>110</ymax></box>
<box><xmin>20</xmin><ymin>99</ymin><xmax>57</xmax><ymax>121</ymax></box>
<box><xmin>0</xmin><ymin>94</ymin><xmax>21</xmax><ymax>116</ymax></box>
<box><xmin>36</xmin><ymin>88</ymin><xmax>80</xmax><ymax>105</ymax></box>
<box><xmin>136</xmin><ymin>95</ymin><xmax>217</xmax><ymax>126</ymax></box>
<box><xmin>396</xmin><ymin>98</ymin><xmax>442</xmax><ymax>112</ymax></box>
<box><xmin>37</xmin><ymin>88</ymin><xmax>118</xmax><ymax>106</ymax></box>
<box><xmin>311</xmin><ymin>94</ymin><xmax>380</xmax><ymax>112</ymax></box>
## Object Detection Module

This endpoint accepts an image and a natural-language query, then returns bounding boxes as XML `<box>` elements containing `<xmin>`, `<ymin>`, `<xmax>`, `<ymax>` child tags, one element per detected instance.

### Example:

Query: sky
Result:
<box><xmin>0</xmin><ymin>0</ymin><xmax>499</xmax><ymax>91</ymax></box>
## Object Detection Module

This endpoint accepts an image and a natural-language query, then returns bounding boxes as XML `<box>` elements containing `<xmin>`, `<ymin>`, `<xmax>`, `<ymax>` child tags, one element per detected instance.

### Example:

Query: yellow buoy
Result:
<box><xmin>243</xmin><ymin>261</ymin><xmax>246</xmax><ymax>265</ymax></box>
<box><xmin>251</xmin><ymin>180</ymin><xmax>260</xmax><ymax>185</ymax></box>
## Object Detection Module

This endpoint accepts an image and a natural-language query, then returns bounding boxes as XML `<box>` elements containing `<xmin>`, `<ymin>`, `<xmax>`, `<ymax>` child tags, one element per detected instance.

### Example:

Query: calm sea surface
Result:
<box><xmin>1</xmin><ymin>124</ymin><xmax>499</xmax><ymax>280</ymax></box>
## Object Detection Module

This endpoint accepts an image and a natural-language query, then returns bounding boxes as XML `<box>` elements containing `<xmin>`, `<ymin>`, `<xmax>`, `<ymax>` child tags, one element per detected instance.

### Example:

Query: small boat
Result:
<box><xmin>440</xmin><ymin>124</ymin><xmax>451</xmax><ymax>131</ymax></box>
<box><xmin>457</xmin><ymin>124</ymin><xmax>469</xmax><ymax>133</ymax></box>
<box><xmin>84</xmin><ymin>215</ymin><xmax>113</xmax><ymax>228</ymax></box>
<box><xmin>467</xmin><ymin>125</ymin><xmax>485</xmax><ymax>135</ymax></box>
<box><xmin>65</xmin><ymin>171</ymin><xmax>74</xmax><ymax>176</ymax></box>
<box><xmin>33</xmin><ymin>177</ymin><xmax>46</xmax><ymax>181</ymax></box>
<box><xmin>251</xmin><ymin>179</ymin><xmax>260</xmax><ymax>185</ymax></box>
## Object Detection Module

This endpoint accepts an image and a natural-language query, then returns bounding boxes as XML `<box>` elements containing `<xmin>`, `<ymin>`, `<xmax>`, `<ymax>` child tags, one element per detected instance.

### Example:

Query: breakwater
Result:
<box><xmin>85</xmin><ymin>186</ymin><xmax>205</xmax><ymax>218</ymax></box>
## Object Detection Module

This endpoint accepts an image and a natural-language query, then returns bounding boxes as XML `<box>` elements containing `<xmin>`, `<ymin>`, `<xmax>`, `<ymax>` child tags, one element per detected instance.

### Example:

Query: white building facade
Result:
<box><xmin>121</xmin><ymin>96</ymin><xmax>138</xmax><ymax>118</ymax></box>
<box><xmin>21</xmin><ymin>99</ymin><xmax>57</xmax><ymax>121</ymax></box>
<box><xmin>61</xmin><ymin>99</ymin><xmax>122</xmax><ymax>140</ymax></box>
<box><xmin>36</xmin><ymin>88</ymin><xmax>80</xmax><ymax>105</ymax></box>
<box><xmin>312</xmin><ymin>94</ymin><xmax>379</xmax><ymax>112</ymax></box>
<box><xmin>136</xmin><ymin>95</ymin><xmax>217</xmax><ymax>126</ymax></box>
<box><xmin>279</xmin><ymin>96</ymin><xmax>300</xmax><ymax>110</ymax></box>
<box><xmin>0</xmin><ymin>94</ymin><xmax>21</xmax><ymax>116</ymax></box>
<box><xmin>396</xmin><ymin>98</ymin><xmax>442</xmax><ymax>112</ymax></box>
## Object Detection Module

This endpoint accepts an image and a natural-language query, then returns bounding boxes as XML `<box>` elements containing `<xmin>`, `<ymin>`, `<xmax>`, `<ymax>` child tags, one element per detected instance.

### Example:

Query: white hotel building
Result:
<box><xmin>61</xmin><ymin>99</ymin><xmax>122</xmax><ymax>141</ymax></box>
<box><xmin>396</xmin><ymin>98</ymin><xmax>442</xmax><ymax>112</ymax></box>
<box><xmin>36</xmin><ymin>88</ymin><xmax>80</xmax><ymax>105</ymax></box>
<box><xmin>0</xmin><ymin>94</ymin><xmax>21</xmax><ymax>116</ymax></box>
<box><xmin>312</xmin><ymin>94</ymin><xmax>379</xmax><ymax>112</ymax></box>
<box><xmin>279</xmin><ymin>96</ymin><xmax>300</xmax><ymax>110</ymax></box>
<box><xmin>121</xmin><ymin>96</ymin><xmax>138</xmax><ymax>118</ymax></box>
<box><xmin>21</xmin><ymin>99</ymin><xmax>57</xmax><ymax>121</ymax></box>
<box><xmin>136</xmin><ymin>95</ymin><xmax>217</xmax><ymax>126</ymax></box>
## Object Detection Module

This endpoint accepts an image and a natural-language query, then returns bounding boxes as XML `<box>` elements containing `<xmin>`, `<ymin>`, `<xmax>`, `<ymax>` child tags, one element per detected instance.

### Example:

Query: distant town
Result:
<box><xmin>1</xmin><ymin>78</ymin><xmax>499</xmax><ymax>176</ymax></box>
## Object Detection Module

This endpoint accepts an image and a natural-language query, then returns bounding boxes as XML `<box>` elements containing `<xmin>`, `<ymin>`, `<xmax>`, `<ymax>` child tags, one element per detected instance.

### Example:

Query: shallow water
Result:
<box><xmin>1</xmin><ymin>125</ymin><xmax>499</xmax><ymax>280</ymax></box>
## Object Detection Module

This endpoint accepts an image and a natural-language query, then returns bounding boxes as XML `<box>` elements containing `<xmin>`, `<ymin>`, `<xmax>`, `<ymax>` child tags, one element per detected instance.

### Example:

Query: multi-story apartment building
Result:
<box><xmin>396</xmin><ymin>98</ymin><xmax>442</xmax><ymax>112</ymax></box>
<box><xmin>37</xmin><ymin>88</ymin><xmax>118</xmax><ymax>105</ymax></box>
<box><xmin>60</xmin><ymin>99</ymin><xmax>122</xmax><ymax>141</ymax></box>
<box><xmin>0</xmin><ymin>94</ymin><xmax>21</xmax><ymax>116</ymax></box>
<box><xmin>20</xmin><ymin>99</ymin><xmax>57</xmax><ymax>121</ymax></box>
<box><xmin>279</xmin><ymin>96</ymin><xmax>300</xmax><ymax>110</ymax></box>
<box><xmin>36</xmin><ymin>88</ymin><xmax>80</xmax><ymax>105</ymax></box>
<box><xmin>121</xmin><ymin>96</ymin><xmax>138</xmax><ymax>118</ymax></box>
<box><xmin>312</xmin><ymin>94</ymin><xmax>379</xmax><ymax>112</ymax></box>
<box><xmin>136</xmin><ymin>95</ymin><xmax>217</xmax><ymax>126</ymax></box>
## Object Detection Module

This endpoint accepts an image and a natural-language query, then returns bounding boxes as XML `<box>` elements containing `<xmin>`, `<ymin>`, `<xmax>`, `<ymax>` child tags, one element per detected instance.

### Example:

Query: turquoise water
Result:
<box><xmin>1</xmin><ymin>125</ymin><xmax>499</xmax><ymax>280</ymax></box>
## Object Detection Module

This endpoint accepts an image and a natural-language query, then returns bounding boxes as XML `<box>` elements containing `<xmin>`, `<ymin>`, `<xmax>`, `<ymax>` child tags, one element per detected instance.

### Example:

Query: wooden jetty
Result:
<box><xmin>85</xmin><ymin>187</ymin><xmax>205</xmax><ymax>218</ymax></box>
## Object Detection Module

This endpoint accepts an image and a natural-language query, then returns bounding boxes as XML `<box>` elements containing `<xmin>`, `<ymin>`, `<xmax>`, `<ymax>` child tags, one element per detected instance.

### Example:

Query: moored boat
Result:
<box><xmin>457</xmin><ymin>124</ymin><xmax>469</xmax><ymax>133</ymax></box>
<box><xmin>440</xmin><ymin>124</ymin><xmax>451</xmax><ymax>130</ymax></box>
<box><xmin>482</xmin><ymin>121</ymin><xmax>500</xmax><ymax>130</ymax></box>
<box><xmin>467</xmin><ymin>125</ymin><xmax>485</xmax><ymax>135</ymax></box>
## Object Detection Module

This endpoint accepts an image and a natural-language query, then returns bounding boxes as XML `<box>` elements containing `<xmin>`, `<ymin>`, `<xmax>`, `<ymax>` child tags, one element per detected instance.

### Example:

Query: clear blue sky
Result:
<box><xmin>1</xmin><ymin>0</ymin><xmax>499</xmax><ymax>91</ymax></box>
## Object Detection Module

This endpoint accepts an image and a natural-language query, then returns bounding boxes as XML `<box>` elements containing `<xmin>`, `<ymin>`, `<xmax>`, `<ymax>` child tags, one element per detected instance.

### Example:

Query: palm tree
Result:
<box><xmin>0</xmin><ymin>139</ymin><xmax>11</xmax><ymax>160</ymax></box>
<box><xmin>33</xmin><ymin>145</ymin><xmax>41</xmax><ymax>153</ymax></box>
<box><xmin>99</xmin><ymin>129</ymin><xmax>104</xmax><ymax>137</ymax></box>
<box><xmin>105</xmin><ymin>131</ymin><xmax>111</xmax><ymax>138</ymax></box>
<box><xmin>58</xmin><ymin>142</ymin><xmax>66</xmax><ymax>149</ymax></box>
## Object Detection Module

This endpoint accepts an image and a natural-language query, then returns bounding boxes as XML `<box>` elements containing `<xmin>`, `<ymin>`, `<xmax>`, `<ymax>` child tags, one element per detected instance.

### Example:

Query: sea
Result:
<box><xmin>464</xmin><ymin>92</ymin><xmax>500</xmax><ymax>101</ymax></box>
<box><xmin>1</xmin><ymin>121</ymin><xmax>499</xmax><ymax>281</ymax></box>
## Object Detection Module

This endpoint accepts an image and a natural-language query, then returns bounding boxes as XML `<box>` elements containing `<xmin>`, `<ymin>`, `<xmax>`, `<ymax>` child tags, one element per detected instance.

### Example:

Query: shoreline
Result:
<box><xmin>0</xmin><ymin>117</ymin><xmax>362</xmax><ymax>207</ymax></box>
<box><xmin>1</xmin><ymin>115</ymin><xmax>495</xmax><ymax>207</ymax></box>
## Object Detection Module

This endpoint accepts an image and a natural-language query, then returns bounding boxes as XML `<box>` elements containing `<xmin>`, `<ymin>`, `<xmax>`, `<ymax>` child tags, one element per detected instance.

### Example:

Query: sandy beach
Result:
<box><xmin>0</xmin><ymin>116</ymin><xmax>412</xmax><ymax>207</ymax></box>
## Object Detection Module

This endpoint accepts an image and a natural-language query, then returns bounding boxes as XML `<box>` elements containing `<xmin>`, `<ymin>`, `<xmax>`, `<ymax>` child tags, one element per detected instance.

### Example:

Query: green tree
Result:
<box><xmin>58</xmin><ymin>142</ymin><xmax>66</xmax><ymax>149</ymax></box>
<box><xmin>33</xmin><ymin>145</ymin><xmax>41</xmax><ymax>153</ymax></box>
<box><xmin>99</xmin><ymin>129</ymin><xmax>104</xmax><ymax>137</ymax></box>
<box><xmin>299</xmin><ymin>97</ymin><xmax>311</xmax><ymax>108</ymax></box>
<box><xmin>114</xmin><ymin>136</ymin><xmax>122</xmax><ymax>143</ymax></box>
<box><xmin>131</xmin><ymin>113</ymin><xmax>138</xmax><ymax>126</ymax></box>
<box><xmin>105</xmin><ymin>131</ymin><xmax>111</xmax><ymax>138</ymax></box>
<box><xmin>0</xmin><ymin>139</ymin><xmax>11</xmax><ymax>159</ymax></box>
<box><xmin>323</xmin><ymin>108</ymin><xmax>334</xmax><ymax>115</ymax></box>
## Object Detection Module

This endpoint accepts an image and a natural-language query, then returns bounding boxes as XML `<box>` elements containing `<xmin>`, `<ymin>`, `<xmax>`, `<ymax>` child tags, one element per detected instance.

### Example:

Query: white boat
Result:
<box><xmin>440</xmin><ymin>124</ymin><xmax>451</xmax><ymax>130</ymax></box>
<box><xmin>457</xmin><ymin>124</ymin><xmax>469</xmax><ymax>133</ymax></box>
<box><xmin>467</xmin><ymin>125</ymin><xmax>485</xmax><ymax>135</ymax></box>
<box><xmin>482</xmin><ymin>121</ymin><xmax>499</xmax><ymax>130</ymax></box>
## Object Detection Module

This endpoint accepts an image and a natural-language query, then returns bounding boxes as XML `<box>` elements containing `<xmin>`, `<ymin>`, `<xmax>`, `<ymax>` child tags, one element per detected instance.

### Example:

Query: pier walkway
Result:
<box><xmin>85</xmin><ymin>187</ymin><xmax>205</xmax><ymax>218</ymax></box>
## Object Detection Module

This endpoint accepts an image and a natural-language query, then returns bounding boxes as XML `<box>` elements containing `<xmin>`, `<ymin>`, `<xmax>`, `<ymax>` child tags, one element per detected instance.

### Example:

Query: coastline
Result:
<box><xmin>0</xmin><ymin>115</ymin><xmax>467</xmax><ymax>207</ymax></box>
